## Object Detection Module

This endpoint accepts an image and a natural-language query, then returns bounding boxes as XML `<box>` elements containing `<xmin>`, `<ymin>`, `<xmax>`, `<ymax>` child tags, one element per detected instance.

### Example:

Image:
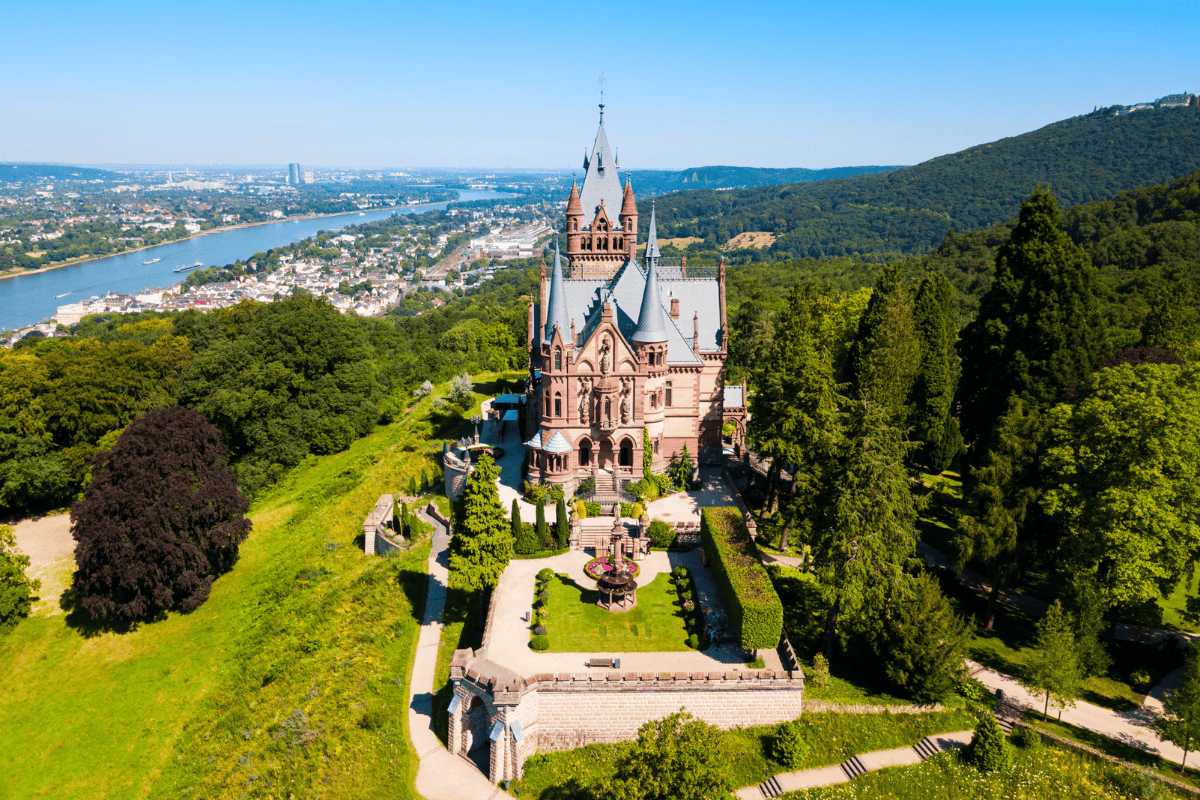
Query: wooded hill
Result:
<box><xmin>643</xmin><ymin>106</ymin><xmax>1200</xmax><ymax>261</ymax></box>
<box><xmin>624</xmin><ymin>164</ymin><xmax>902</xmax><ymax>197</ymax></box>
<box><xmin>0</xmin><ymin>163</ymin><xmax>126</xmax><ymax>183</ymax></box>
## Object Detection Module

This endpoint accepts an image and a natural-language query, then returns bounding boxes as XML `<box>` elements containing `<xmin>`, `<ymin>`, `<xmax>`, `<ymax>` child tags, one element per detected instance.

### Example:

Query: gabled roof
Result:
<box><xmin>577</xmin><ymin>120</ymin><xmax>624</xmax><ymax>227</ymax></box>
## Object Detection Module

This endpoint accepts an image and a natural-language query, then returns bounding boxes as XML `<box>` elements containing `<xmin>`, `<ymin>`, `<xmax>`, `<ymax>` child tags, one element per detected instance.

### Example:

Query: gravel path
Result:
<box><xmin>8</xmin><ymin>513</ymin><xmax>75</xmax><ymax>616</ymax></box>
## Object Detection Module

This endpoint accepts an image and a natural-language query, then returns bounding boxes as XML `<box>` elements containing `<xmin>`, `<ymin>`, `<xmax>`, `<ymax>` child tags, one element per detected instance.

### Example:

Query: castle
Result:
<box><xmin>524</xmin><ymin>107</ymin><xmax>741</xmax><ymax>494</ymax></box>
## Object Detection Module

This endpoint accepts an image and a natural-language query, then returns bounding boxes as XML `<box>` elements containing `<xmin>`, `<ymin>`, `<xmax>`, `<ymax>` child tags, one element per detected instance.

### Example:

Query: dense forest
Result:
<box><xmin>644</xmin><ymin>106</ymin><xmax>1200</xmax><ymax>261</ymax></box>
<box><xmin>624</xmin><ymin>164</ymin><xmax>901</xmax><ymax>197</ymax></box>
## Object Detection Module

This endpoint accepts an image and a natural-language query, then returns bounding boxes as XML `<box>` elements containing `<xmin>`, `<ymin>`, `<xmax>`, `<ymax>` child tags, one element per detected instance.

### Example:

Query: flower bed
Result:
<box><xmin>584</xmin><ymin>557</ymin><xmax>641</xmax><ymax>580</ymax></box>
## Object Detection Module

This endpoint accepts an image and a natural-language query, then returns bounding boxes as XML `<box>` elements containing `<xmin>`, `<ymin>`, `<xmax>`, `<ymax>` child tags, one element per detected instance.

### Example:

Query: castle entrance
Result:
<box><xmin>598</xmin><ymin>439</ymin><xmax>614</xmax><ymax>470</ymax></box>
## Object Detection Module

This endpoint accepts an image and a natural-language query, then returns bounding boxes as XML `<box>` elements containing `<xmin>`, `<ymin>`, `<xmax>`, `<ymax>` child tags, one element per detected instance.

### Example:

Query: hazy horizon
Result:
<box><xmin>2</xmin><ymin>0</ymin><xmax>1195</xmax><ymax>170</ymax></box>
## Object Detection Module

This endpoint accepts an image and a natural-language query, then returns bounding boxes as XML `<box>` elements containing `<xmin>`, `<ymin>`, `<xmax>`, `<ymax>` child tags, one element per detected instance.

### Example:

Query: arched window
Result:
<box><xmin>650</xmin><ymin>392</ymin><xmax>657</xmax><ymax>410</ymax></box>
<box><xmin>580</xmin><ymin>440</ymin><xmax>592</xmax><ymax>466</ymax></box>
<box><xmin>554</xmin><ymin>393</ymin><xmax>562</xmax><ymax>417</ymax></box>
<box><xmin>619</xmin><ymin>439</ymin><xmax>633</xmax><ymax>467</ymax></box>
<box><xmin>572</xmin><ymin>220</ymin><xmax>578</xmax><ymax>232</ymax></box>
<box><xmin>554</xmin><ymin>349</ymin><xmax>562</xmax><ymax>370</ymax></box>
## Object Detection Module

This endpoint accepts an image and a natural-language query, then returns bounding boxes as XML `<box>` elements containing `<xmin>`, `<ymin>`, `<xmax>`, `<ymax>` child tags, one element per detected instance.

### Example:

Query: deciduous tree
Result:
<box><xmin>70</xmin><ymin>406</ymin><xmax>251</xmax><ymax>622</ymax></box>
<box><xmin>0</xmin><ymin>524</ymin><xmax>40</xmax><ymax>633</ymax></box>
<box><xmin>1020</xmin><ymin>600</ymin><xmax>1081</xmax><ymax>720</ymax></box>
<box><xmin>1156</xmin><ymin>643</ymin><xmax>1200</xmax><ymax>772</ymax></box>
<box><xmin>607</xmin><ymin>709</ymin><xmax>733</xmax><ymax>800</ymax></box>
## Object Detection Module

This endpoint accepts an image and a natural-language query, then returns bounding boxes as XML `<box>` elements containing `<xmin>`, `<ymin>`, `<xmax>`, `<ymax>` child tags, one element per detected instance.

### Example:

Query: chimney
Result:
<box><xmin>670</xmin><ymin>297</ymin><xmax>680</xmax><ymax>320</ymax></box>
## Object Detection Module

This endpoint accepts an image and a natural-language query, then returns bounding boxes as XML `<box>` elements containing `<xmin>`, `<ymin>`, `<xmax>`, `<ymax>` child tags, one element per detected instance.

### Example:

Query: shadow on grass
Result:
<box><xmin>58</xmin><ymin>587</ymin><xmax>146</xmax><ymax>638</ymax></box>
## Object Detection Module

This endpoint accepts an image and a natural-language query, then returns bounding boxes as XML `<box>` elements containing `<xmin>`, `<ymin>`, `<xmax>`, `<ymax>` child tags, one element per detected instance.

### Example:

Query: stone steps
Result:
<box><xmin>757</xmin><ymin>775</ymin><xmax>785</xmax><ymax>798</ymax></box>
<box><xmin>839</xmin><ymin>754</ymin><xmax>868</xmax><ymax>780</ymax></box>
<box><xmin>913</xmin><ymin>737</ymin><xmax>942</xmax><ymax>760</ymax></box>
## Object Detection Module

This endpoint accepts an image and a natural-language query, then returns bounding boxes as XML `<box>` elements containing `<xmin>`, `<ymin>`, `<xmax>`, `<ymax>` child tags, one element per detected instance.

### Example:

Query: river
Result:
<box><xmin>0</xmin><ymin>189</ymin><xmax>511</xmax><ymax>331</ymax></box>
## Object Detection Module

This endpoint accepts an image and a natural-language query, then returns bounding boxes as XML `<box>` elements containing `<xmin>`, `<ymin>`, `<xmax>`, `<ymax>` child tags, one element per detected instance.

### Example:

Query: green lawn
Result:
<box><xmin>779</xmin><ymin>743</ymin><xmax>1187</xmax><ymax>800</ymax></box>
<box><xmin>515</xmin><ymin>710</ymin><xmax>976</xmax><ymax>798</ymax></box>
<box><xmin>1028</xmin><ymin>716</ymin><xmax>1200</xmax><ymax>791</ymax></box>
<box><xmin>0</xmin><ymin>373</ymin><xmax>516</xmax><ymax>800</ymax></box>
<box><xmin>542</xmin><ymin>572</ymin><xmax>692</xmax><ymax>652</ymax></box>
<box><xmin>1156</xmin><ymin>564</ymin><xmax>1200</xmax><ymax>633</ymax></box>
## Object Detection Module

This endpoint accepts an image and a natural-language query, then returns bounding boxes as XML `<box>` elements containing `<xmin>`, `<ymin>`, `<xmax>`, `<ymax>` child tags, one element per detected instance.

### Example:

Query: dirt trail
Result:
<box><xmin>7</xmin><ymin>513</ymin><xmax>75</xmax><ymax>615</ymax></box>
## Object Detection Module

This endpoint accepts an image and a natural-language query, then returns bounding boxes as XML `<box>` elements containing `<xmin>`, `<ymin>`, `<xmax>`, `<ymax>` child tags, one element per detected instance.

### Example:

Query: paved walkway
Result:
<box><xmin>967</xmin><ymin>660</ymin><xmax>1188</xmax><ymax>766</ymax></box>
<box><xmin>407</xmin><ymin>515</ymin><xmax>513</xmax><ymax>800</ymax></box>
<box><xmin>734</xmin><ymin>730</ymin><xmax>974</xmax><ymax>799</ymax></box>
<box><xmin>483</xmin><ymin>547</ymin><xmax>785</xmax><ymax>675</ymax></box>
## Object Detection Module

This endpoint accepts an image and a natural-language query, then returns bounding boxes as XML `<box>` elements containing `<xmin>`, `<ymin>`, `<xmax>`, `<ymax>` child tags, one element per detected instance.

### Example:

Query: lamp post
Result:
<box><xmin>471</xmin><ymin>414</ymin><xmax>482</xmax><ymax>444</ymax></box>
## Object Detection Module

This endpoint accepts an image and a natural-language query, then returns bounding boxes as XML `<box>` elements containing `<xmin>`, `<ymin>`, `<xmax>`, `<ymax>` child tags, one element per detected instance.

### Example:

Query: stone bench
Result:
<box><xmin>586</xmin><ymin>657</ymin><xmax>620</xmax><ymax>669</ymax></box>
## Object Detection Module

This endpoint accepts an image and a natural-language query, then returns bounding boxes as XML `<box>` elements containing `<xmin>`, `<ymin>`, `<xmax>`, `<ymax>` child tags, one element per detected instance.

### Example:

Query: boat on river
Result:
<box><xmin>173</xmin><ymin>264</ymin><xmax>203</xmax><ymax>273</ymax></box>
<box><xmin>143</xmin><ymin>258</ymin><xmax>161</xmax><ymax>264</ymax></box>
<box><xmin>54</xmin><ymin>292</ymin><xmax>70</xmax><ymax>298</ymax></box>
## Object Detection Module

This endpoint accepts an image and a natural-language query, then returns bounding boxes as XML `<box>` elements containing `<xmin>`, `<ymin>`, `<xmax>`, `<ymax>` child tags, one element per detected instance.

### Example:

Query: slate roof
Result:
<box><xmin>544</xmin><ymin>431</ymin><xmax>572</xmax><ymax>454</ymax></box>
<box><xmin>577</xmin><ymin>121</ymin><xmax>624</xmax><ymax>228</ymax></box>
<box><xmin>631</xmin><ymin>255</ymin><xmax>669</xmax><ymax>343</ymax></box>
<box><xmin>542</xmin><ymin>240</ymin><xmax>571</xmax><ymax>344</ymax></box>
<box><xmin>525</xmin><ymin>430</ymin><xmax>543</xmax><ymax>449</ymax></box>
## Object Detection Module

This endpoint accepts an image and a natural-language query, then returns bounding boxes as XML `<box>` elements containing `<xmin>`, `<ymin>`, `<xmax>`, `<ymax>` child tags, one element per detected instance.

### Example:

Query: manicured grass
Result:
<box><xmin>914</xmin><ymin>470</ymin><xmax>962</xmax><ymax>556</ymax></box>
<box><xmin>779</xmin><ymin>745</ymin><xmax>1190</xmax><ymax>799</ymax></box>
<box><xmin>542</xmin><ymin>572</ymin><xmax>692</xmax><ymax>652</ymax></box>
<box><xmin>514</xmin><ymin>710</ymin><xmax>976</xmax><ymax>798</ymax></box>
<box><xmin>1157</xmin><ymin>564</ymin><xmax>1199</xmax><ymax>633</ymax></box>
<box><xmin>0</xmin><ymin>373</ymin><xmax>513</xmax><ymax>800</ymax></box>
<box><xmin>1028</xmin><ymin>716</ymin><xmax>1200</xmax><ymax>790</ymax></box>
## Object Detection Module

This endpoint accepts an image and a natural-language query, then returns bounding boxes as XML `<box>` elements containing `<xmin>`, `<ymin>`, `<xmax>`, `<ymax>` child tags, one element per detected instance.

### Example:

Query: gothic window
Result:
<box><xmin>604</xmin><ymin>398</ymin><xmax>611</xmax><ymax>421</ymax></box>
<box><xmin>572</xmin><ymin>220</ymin><xmax>578</xmax><ymax>232</ymax></box>
<box><xmin>554</xmin><ymin>349</ymin><xmax>561</xmax><ymax>370</ymax></box>
<box><xmin>654</xmin><ymin>438</ymin><xmax>659</xmax><ymax>454</ymax></box>
<box><xmin>580</xmin><ymin>440</ymin><xmax>592</xmax><ymax>466</ymax></box>
<box><xmin>554</xmin><ymin>393</ymin><xmax>562</xmax><ymax>417</ymax></box>
<box><xmin>665</xmin><ymin>382</ymin><xmax>673</xmax><ymax>407</ymax></box>
<box><xmin>650</xmin><ymin>392</ymin><xmax>657</xmax><ymax>410</ymax></box>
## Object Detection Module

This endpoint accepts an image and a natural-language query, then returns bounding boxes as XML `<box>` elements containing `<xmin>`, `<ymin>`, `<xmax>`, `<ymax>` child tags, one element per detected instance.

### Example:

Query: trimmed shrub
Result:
<box><xmin>584</xmin><ymin>501</ymin><xmax>602</xmax><ymax>517</ymax></box>
<box><xmin>747</xmin><ymin>656</ymin><xmax>765</xmax><ymax>669</ymax></box>
<box><xmin>679</xmin><ymin>589</ymin><xmax>693</xmax><ymax>601</ymax></box>
<box><xmin>533</xmin><ymin>625</ymin><xmax>547</xmax><ymax>635</ymax></box>
<box><xmin>808</xmin><ymin>654</ymin><xmax>831</xmax><ymax>688</ymax></box>
<box><xmin>619</xmin><ymin>502</ymin><xmax>634</xmax><ymax>518</ymax></box>
<box><xmin>686</xmin><ymin>633</ymin><xmax>700</xmax><ymax>649</ymax></box>
<box><xmin>1011</xmin><ymin>726</ymin><xmax>1042</xmax><ymax>750</ymax></box>
<box><xmin>530</xmin><ymin>634</ymin><xmax>550</xmax><ymax>651</ymax></box>
<box><xmin>772</xmin><ymin>720</ymin><xmax>809</xmax><ymax>769</ymax></box>
<box><xmin>966</xmin><ymin>713</ymin><xmax>1012</xmax><ymax>773</ymax></box>
<box><xmin>648</xmin><ymin>519</ymin><xmax>676</xmax><ymax>549</ymax></box>
<box><xmin>537</xmin><ymin>568</ymin><xmax>555</xmax><ymax>582</ymax></box>
<box><xmin>700</xmin><ymin>507</ymin><xmax>784</xmax><ymax>650</ymax></box>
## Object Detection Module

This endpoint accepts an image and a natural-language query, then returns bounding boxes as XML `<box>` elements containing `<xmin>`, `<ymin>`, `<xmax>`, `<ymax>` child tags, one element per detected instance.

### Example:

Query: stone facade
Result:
<box><xmin>362</xmin><ymin>493</ymin><xmax>394</xmax><ymax>555</ymax></box>
<box><xmin>525</xmin><ymin>112</ymin><xmax>741</xmax><ymax>496</ymax></box>
<box><xmin>448</xmin><ymin>651</ymin><xmax>804</xmax><ymax>783</ymax></box>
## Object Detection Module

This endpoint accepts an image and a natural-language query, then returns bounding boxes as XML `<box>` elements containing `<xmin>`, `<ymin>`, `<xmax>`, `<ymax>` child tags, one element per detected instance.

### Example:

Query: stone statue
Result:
<box><xmin>620</xmin><ymin>384</ymin><xmax>631</xmax><ymax>423</ymax></box>
<box><xmin>578</xmin><ymin>389</ymin><xmax>589</xmax><ymax>424</ymax></box>
<box><xmin>599</xmin><ymin>342</ymin><xmax>611</xmax><ymax>374</ymax></box>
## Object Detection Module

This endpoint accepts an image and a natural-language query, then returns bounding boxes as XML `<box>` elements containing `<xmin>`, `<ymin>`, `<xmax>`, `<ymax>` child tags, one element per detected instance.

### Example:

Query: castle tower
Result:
<box><xmin>567</xmin><ymin>105</ymin><xmax>632</xmax><ymax>279</ymax></box>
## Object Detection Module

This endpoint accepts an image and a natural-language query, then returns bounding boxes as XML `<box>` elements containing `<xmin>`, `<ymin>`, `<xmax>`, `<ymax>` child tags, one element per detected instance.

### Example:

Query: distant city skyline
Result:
<box><xmin>2</xmin><ymin>0</ymin><xmax>1195</xmax><ymax>170</ymax></box>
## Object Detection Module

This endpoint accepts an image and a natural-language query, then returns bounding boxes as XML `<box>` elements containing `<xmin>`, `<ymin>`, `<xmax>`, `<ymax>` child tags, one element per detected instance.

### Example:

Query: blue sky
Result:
<box><xmin>1</xmin><ymin>0</ymin><xmax>1195</xmax><ymax>170</ymax></box>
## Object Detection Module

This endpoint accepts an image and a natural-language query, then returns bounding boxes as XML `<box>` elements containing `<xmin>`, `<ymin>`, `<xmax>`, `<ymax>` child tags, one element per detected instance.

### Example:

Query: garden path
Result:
<box><xmin>967</xmin><ymin>659</ymin><xmax>1188</xmax><ymax>766</ymax></box>
<box><xmin>407</xmin><ymin>513</ymin><xmax>514</xmax><ymax>799</ymax></box>
<box><xmin>484</xmin><ymin>548</ymin><xmax>786</xmax><ymax>676</ymax></box>
<box><xmin>479</xmin><ymin>401</ymin><xmax>540</xmax><ymax>523</ymax></box>
<box><xmin>733</xmin><ymin>729</ymin><xmax>974</xmax><ymax>799</ymax></box>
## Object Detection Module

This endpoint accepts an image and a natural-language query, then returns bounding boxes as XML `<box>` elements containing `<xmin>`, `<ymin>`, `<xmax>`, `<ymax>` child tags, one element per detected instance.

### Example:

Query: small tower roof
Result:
<box><xmin>543</xmin><ymin>239</ymin><xmax>571</xmax><ymax>344</ymax></box>
<box><xmin>631</xmin><ymin>254</ymin><xmax>669</xmax><ymax>343</ymax></box>
<box><xmin>620</xmin><ymin>179</ymin><xmax>637</xmax><ymax>218</ymax></box>
<box><xmin>578</xmin><ymin>114</ymin><xmax>623</xmax><ymax>221</ymax></box>
<box><xmin>544</xmin><ymin>430</ymin><xmax>572</xmax><ymax>454</ymax></box>
<box><xmin>645</xmin><ymin>200</ymin><xmax>661</xmax><ymax>261</ymax></box>
<box><xmin>566</xmin><ymin>181</ymin><xmax>582</xmax><ymax>216</ymax></box>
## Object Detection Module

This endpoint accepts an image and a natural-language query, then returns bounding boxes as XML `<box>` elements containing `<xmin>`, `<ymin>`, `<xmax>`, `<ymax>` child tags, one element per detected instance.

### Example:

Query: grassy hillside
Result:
<box><xmin>0</xmin><ymin>375</ymin><xmax>508</xmax><ymax>799</ymax></box>
<box><xmin>646</xmin><ymin>105</ymin><xmax>1200</xmax><ymax>260</ymax></box>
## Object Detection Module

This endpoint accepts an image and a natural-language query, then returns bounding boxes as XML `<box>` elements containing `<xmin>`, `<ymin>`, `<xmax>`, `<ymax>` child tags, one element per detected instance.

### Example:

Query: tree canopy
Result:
<box><xmin>70</xmin><ymin>406</ymin><xmax>251</xmax><ymax>622</ymax></box>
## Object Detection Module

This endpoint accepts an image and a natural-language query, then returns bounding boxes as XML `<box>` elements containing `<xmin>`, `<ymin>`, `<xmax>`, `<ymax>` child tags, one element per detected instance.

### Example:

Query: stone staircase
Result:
<box><xmin>838</xmin><ymin>755</ymin><xmax>869</xmax><ymax>780</ymax></box>
<box><xmin>756</xmin><ymin>775</ymin><xmax>785</xmax><ymax>798</ymax></box>
<box><xmin>913</xmin><ymin>737</ymin><xmax>942</xmax><ymax>761</ymax></box>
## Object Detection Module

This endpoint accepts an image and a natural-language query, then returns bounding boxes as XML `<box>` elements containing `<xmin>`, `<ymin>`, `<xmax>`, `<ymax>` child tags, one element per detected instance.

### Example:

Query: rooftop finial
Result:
<box><xmin>598</xmin><ymin>72</ymin><xmax>605</xmax><ymax>123</ymax></box>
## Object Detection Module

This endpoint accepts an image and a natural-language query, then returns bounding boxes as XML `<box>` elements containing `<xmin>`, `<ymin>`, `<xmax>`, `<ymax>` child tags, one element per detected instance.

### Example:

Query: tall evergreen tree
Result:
<box><xmin>555</xmin><ymin>498</ymin><xmax>570</xmax><ymax>550</ymax></box>
<box><xmin>449</xmin><ymin>454</ymin><xmax>512</xmax><ymax>592</ymax></box>
<box><xmin>510</xmin><ymin>497</ymin><xmax>522</xmax><ymax>546</ymax></box>
<box><xmin>958</xmin><ymin>187</ymin><xmax>1108</xmax><ymax>449</ymax></box>
<box><xmin>535</xmin><ymin>500</ymin><xmax>551</xmax><ymax>550</ymax></box>
<box><xmin>748</xmin><ymin>282</ymin><xmax>846</xmax><ymax>518</ymax></box>
<box><xmin>810</xmin><ymin>398</ymin><xmax>921</xmax><ymax>659</ymax></box>
<box><xmin>846</xmin><ymin>263</ymin><xmax>920</xmax><ymax>423</ymax></box>
<box><xmin>908</xmin><ymin>272</ymin><xmax>961</xmax><ymax>471</ymax></box>
<box><xmin>952</xmin><ymin>396</ymin><xmax>1047</xmax><ymax>631</ymax></box>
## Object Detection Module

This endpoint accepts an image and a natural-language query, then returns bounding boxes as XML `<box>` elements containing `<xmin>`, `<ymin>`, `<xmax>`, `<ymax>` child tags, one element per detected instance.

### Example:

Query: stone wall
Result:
<box><xmin>443</xmin><ymin>451</ymin><xmax>471</xmax><ymax>502</ymax></box>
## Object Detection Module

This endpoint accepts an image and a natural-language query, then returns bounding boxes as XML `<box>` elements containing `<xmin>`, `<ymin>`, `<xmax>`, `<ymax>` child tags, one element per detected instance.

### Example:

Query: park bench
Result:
<box><xmin>585</xmin><ymin>657</ymin><xmax>620</xmax><ymax>669</ymax></box>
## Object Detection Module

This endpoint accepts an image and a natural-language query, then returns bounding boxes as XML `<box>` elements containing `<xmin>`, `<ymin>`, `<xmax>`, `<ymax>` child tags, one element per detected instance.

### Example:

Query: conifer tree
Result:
<box><xmin>1020</xmin><ymin>600</ymin><xmax>1081</xmax><ymax>720</ymax></box>
<box><xmin>810</xmin><ymin>398</ymin><xmax>921</xmax><ymax>659</ymax></box>
<box><xmin>908</xmin><ymin>272</ymin><xmax>960</xmax><ymax>471</ymax></box>
<box><xmin>878</xmin><ymin>572</ymin><xmax>970</xmax><ymax>703</ymax></box>
<box><xmin>958</xmin><ymin>187</ymin><xmax>1107</xmax><ymax>449</ymax></box>
<box><xmin>510</xmin><ymin>497</ymin><xmax>522</xmax><ymax>546</ymax></box>
<box><xmin>1156</xmin><ymin>643</ymin><xmax>1200</xmax><ymax>772</ymax></box>
<box><xmin>535</xmin><ymin>500</ymin><xmax>551</xmax><ymax>550</ymax></box>
<box><xmin>555</xmin><ymin>497</ymin><xmax>570</xmax><ymax>550</ymax></box>
<box><xmin>967</xmin><ymin>713</ymin><xmax>1012</xmax><ymax>773</ymax></box>
<box><xmin>449</xmin><ymin>454</ymin><xmax>512</xmax><ymax>592</ymax></box>
<box><xmin>847</xmin><ymin>263</ymin><xmax>920</xmax><ymax>423</ymax></box>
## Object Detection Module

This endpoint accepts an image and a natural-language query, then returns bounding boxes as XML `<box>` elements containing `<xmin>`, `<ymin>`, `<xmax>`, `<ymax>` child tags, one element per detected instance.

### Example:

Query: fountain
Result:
<box><xmin>595</xmin><ymin>510</ymin><xmax>638</xmax><ymax>611</ymax></box>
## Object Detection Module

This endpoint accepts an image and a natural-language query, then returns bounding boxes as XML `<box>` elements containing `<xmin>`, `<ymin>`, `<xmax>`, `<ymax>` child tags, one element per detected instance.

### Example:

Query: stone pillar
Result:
<box><xmin>570</xmin><ymin>517</ymin><xmax>582</xmax><ymax>550</ymax></box>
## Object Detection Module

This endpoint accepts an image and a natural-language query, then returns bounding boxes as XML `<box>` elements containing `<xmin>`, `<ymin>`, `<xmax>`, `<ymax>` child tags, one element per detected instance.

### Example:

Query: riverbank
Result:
<box><xmin>0</xmin><ymin>199</ymin><xmax>450</xmax><ymax>283</ymax></box>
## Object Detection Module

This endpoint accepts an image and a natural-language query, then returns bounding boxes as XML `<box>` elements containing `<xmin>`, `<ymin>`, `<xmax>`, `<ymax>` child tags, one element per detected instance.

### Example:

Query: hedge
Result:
<box><xmin>700</xmin><ymin>507</ymin><xmax>783</xmax><ymax>650</ymax></box>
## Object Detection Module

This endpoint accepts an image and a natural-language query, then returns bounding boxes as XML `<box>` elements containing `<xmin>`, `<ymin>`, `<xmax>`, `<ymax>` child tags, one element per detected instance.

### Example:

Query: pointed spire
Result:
<box><xmin>632</xmin><ymin>251</ymin><xmax>669</xmax><ymax>344</ymax></box>
<box><xmin>566</xmin><ymin>181</ymin><xmax>582</xmax><ymax>216</ymax></box>
<box><xmin>620</xmin><ymin>179</ymin><xmax>637</xmax><ymax>218</ymax></box>
<box><xmin>645</xmin><ymin>200</ymin><xmax>660</xmax><ymax>262</ymax></box>
<box><xmin>543</xmin><ymin>239</ymin><xmax>571</xmax><ymax>344</ymax></box>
